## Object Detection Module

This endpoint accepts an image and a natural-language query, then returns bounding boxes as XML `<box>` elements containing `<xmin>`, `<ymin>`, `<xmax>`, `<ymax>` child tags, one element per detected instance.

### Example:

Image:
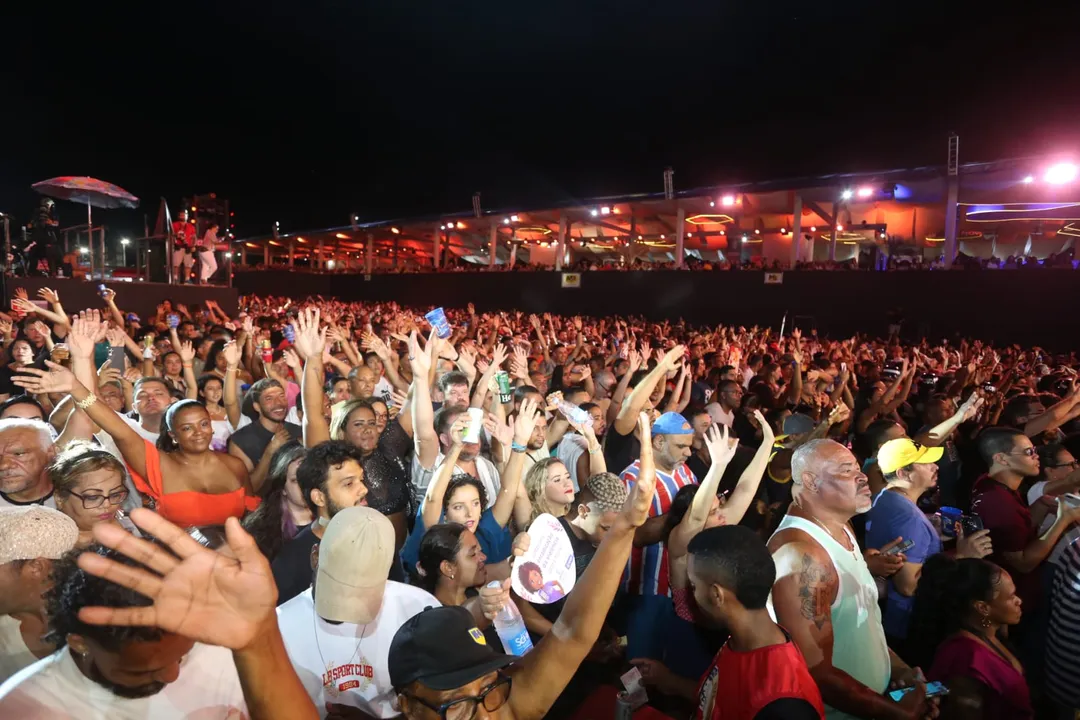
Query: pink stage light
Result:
<box><xmin>721</xmin><ymin>195</ymin><xmax>736</xmax><ymax>207</ymax></box>
<box><xmin>856</xmin><ymin>186</ymin><xmax>873</xmax><ymax>198</ymax></box>
<box><xmin>1044</xmin><ymin>163</ymin><xmax>1078</xmax><ymax>185</ymax></box>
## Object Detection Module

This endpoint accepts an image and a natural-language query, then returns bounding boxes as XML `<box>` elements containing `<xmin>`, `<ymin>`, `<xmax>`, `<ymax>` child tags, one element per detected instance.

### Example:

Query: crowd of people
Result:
<box><xmin>0</xmin><ymin>287</ymin><xmax>1078</xmax><ymax>719</ymax></box>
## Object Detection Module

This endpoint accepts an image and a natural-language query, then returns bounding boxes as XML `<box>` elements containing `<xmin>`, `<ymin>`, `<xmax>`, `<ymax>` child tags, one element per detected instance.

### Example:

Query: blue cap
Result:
<box><xmin>651</xmin><ymin>412</ymin><xmax>693</xmax><ymax>436</ymax></box>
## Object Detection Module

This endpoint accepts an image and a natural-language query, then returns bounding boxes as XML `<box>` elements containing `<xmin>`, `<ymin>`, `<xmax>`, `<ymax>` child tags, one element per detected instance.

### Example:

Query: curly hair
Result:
<box><xmin>442</xmin><ymin>474</ymin><xmax>489</xmax><ymax>517</ymax></box>
<box><xmin>45</xmin><ymin>544</ymin><xmax>162</xmax><ymax>651</ymax></box>
<box><xmin>907</xmin><ymin>555</ymin><xmax>1004</xmax><ymax>669</ymax></box>
<box><xmin>517</xmin><ymin>561</ymin><xmax>543</xmax><ymax>592</ymax></box>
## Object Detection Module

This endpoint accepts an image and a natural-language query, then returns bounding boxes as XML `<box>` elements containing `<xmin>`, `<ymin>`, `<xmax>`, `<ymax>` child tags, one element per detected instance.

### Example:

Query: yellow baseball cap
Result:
<box><xmin>877</xmin><ymin>438</ymin><xmax>944</xmax><ymax>474</ymax></box>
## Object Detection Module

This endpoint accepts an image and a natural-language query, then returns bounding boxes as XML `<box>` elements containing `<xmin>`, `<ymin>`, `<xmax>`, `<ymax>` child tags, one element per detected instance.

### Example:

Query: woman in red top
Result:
<box><xmin>910</xmin><ymin>555</ymin><xmax>1032</xmax><ymax>720</ymax></box>
<box><xmin>17</xmin><ymin>355</ymin><xmax>258</xmax><ymax>528</ymax></box>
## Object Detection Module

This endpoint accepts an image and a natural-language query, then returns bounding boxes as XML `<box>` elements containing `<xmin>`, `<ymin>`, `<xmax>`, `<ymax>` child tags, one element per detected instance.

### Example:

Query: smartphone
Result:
<box><xmin>167</xmin><ymin>313</ymin><xmax>180</xmax><ymax>329</ymax></box>
<box><xmin>889</xmin><ymin>681</ymin><xmax>948</xmax><ymax>701</ymax></box>
<box><xmin>97</xmin><ymin>283</ymin><xmax>108</xmax><ymax>298</ymax></box>
<box><xmin>1063</xmin><ymin>493</ymin><xmax>1080</xmax><ymax>509</ymax></box>
<box><xmin>960</xmin><ymin>514</ymin><xmax>984</xmax><ymax>535</ymax></box>
<box><xmin>884</xmin><ymin>538</ymin><xmax>915</xmax><ymax>556</ymax></box>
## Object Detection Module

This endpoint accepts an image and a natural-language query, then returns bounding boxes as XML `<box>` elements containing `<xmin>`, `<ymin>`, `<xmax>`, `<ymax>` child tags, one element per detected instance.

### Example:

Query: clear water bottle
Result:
<box><xmin>555</xmin><ymin>399</ymin><xmax>593</xmax><ymax>429</ymax></box>
<box><xmin>486</xmin><ymin>581</ymin><xmax>534</xmax><ymax>656</ymax></box>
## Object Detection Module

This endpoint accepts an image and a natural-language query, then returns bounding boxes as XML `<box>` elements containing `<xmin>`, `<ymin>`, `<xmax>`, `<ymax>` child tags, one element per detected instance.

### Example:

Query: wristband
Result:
<box><xmin>588</xmin><ymin>445</ymin><xmax>602</xmax><ymax>455</ymax></box>
<box><xmin>75</xmin><ymin>393</ymin><xmax>98</xmax><ymax>410</ymax></box>
<box><xmin>511</xmin><ymin>441</ymin><xmax>528</xmax><ymax>453</ymax></box>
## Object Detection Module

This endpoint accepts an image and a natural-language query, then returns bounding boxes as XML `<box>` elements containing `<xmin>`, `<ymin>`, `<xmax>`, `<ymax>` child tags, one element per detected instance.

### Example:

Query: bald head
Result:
<box><xmin>790</xmin><ymin>439</ymin><xmax>871</xmax><ymax>518</ymax></box>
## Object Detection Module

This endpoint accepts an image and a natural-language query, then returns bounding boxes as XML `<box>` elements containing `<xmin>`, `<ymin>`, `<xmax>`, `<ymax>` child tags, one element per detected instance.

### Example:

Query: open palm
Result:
<box><xmin>77</xmin><ymin>509</ymin><xmax>276</xmax><ymax>651</ymax></box>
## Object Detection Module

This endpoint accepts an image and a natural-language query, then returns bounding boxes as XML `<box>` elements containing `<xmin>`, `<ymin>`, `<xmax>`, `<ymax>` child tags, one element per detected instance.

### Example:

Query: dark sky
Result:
<box><xmin>3</xmin><ymin>1</ymin><xmax>1079</xmax><ymax>241</ymax></box>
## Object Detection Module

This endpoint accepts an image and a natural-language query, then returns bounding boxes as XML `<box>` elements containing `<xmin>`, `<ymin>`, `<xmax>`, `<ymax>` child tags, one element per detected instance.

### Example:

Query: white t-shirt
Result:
<box><xmin>557</xmin><ymin>433</ymin><xmax>590</xmax><ymax>493</ymax></box>
<box><xmin>411</xmin><ymin>453</ymin><xmax>501</xmax><ymax>510</ymax></box>
<box><xmin>0</xmin><ymin>492</ymin><xmax>55</xmax><ymax>510</ymax></box>
<box><xmin>0</xmin><ymin>643</ymin><xmax>246</xmax><ymax>719</ymax></box>
<box><xmin>0</xmin><ymin>615</ymin><xmax>37</xmax><ymax>685</ymax></box>
<box><xmin>704</xmin><ymin>402</ymin><xmax>735</xmax><ymax>429</ymax></box>
<box><xmin>277</xmin><ymin>583</ymin><xmax>439</xmax><ymax>719</ymax></box>
<box><xmin>95</xmin><ymin>414</ymin><xmax>159</xmax><ymax>462</ymax></box>
<box><xmin>211</xmin><ymin>415</ymin><xmax>252</xmax><ymax>454</ymax></box>
<box><xmin>373</xmin><ymin>377</ymin><xmax>393</xmax><ymax>402</ymax></box>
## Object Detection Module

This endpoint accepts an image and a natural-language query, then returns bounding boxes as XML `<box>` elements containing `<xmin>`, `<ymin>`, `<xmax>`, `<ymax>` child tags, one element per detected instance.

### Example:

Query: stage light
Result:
<box><xmin>836</xmin><ymin>224</ymin><xmax>844</xmax><ymax>231</ymax></box>
<box><xmin>456</xmin><ymin>221</ymin><xmax>466</xmax><ymax>229</ymax></box>
<box><xmin>79</xmin><ymin>247</ymin><xmax>88</xmax><ymax>254</ymax></box>
<box><xmin>754</xmin><ymin>229</ymin><xmax>760</xmax><ymax>235</ymax></box>
<box><xmin>391</xmin><ymin>227</ymin><xmax>400</xmax><ymax>234</ymax></box>
<box><xmin>590</xmin><ymin>209</ymin><xmax>598</xmax><ymax>217</ymax></box>
<box><xmin>225</xmin><ymin>252</ymin><xmax>233</xmax><ymax>258</ymax></box>
<box><xmin>810</xmin><ymin>226</ymin><xmax>817</xmax><ymax>232</ymax></box>
<box><xmin>857</xmin><ymin>186</ymin><xmax>873</xmax><ymax>198</ymax></box>
<box><xmin>1045</xmin><ymin>163</ymin><xmax>1078</xmax><ymax>184</ymax></box>
<box><xmin>327</xmin><ymin>260</ymin><xmax>336</xmax><ymax>269</ymax></box>
<box><xmin>335</xmin><ymin>233</ymin><xmax>349</xmax><ymax>239</ymax></box>
<box><xmin>721</xmin><ymin>195</ymin><xmax>735</xmax><ymax>207</ymax></box>
<box><xmin>741</xmin><ymin>235</ymin><xmax>747</xmax><ymax>242</ymax></box>
<box><xmin>780</xmin><ymin>228</ymin><xmax>787</xmax><ymax>234</ymax></box>
<box><xmin>659</xmin><ymin>234</ymin><xmax>665</xmax><ymax>239</ymax></box>
<box><xmin>720</xmin><ymin>230</ymin><xmax>726</xmax><ymax>235</ymax></box>
<box><xmin>710</xmin><ymin>201</ymin><xmax>715</xmax><ymax>207</ymax></box>
<box><xmin>510</xmin><ymin>215</ymin><xmax>519</xmax><ymax>222</ymax></box>
<box><xmin>841</xmin><ymin>189</ymin><xmax>853</xmax><ymax>200</ymax></box>
<box><xmin>503</xmin><ymin>218</ymin><xmax>511</xmax><ymax>224</ymax></box>
<box><xmin>601</xmin><ymin>207</ymin><xmax>611</xmax><ymax>215</ymax></box>
<box><xmin>687</xmin><ymin>232</ymin><xmax>692</xmax><ymax>238</ymax></box>
<box><xmin>638</xmin><ymin>235</ymin><xmax>643</xmax><ymax>240</ymax></box>
<box><xmin>121</xmin><ymin>238</ymin><xmax>130</xmax><ymax>245</ymax></box>
<box><xmin>1022</xmin><ymin>176</ymin><xmax>1035</xmax><ymax>184</ymax></box>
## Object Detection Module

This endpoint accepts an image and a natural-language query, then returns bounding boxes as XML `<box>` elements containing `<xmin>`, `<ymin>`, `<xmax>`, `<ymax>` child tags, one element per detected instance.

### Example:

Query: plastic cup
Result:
<box><xmin>425</xmin><ymin>307</ymin><xmax>452</xmax><ymax>339</ymax></box>
<box><xmin>462</xmin><ymin>407</ymin><xmax>484</xmax><ymax>444</ymax></box>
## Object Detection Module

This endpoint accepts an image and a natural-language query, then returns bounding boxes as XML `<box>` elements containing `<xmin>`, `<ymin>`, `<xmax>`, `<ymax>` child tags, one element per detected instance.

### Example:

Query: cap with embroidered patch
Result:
<box><xmin>651</xmin><ymin>412</ymin><xmax>693</xmax><ymax>436</ymax></box>
<box><xmin>389</xmin><ymin>605</ymin><xmax>514</xmax><ymax>691</ymax></box>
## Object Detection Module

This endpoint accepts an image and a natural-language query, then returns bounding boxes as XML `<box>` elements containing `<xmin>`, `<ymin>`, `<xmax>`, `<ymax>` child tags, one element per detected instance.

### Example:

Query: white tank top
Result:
<box><xmin>768</xmin><ymin>514</ymin><xmax>891</xmax><ymax>720</ymax></box>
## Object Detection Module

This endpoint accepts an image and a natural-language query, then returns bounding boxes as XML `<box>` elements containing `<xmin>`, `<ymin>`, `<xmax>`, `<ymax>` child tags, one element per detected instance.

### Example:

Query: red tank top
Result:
<box><xmin>694</xmin><ymin>631</ymin><xmax>824</xmax><ymax>720</ymax></box>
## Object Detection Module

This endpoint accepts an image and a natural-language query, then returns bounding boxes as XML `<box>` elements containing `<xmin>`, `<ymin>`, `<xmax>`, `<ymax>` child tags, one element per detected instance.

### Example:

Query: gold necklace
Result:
<box><xmin>809</xmin><ymin>514</ymin><xmax>858</xmax><ymax>557</ymax></box>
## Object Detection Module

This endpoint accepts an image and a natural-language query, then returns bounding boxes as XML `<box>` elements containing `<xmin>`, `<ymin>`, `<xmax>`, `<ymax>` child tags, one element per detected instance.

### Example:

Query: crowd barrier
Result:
<box><xmin>234</xmin><ymin>269</ymin><xmax>1078</xmax><ymax>350</ymax></box>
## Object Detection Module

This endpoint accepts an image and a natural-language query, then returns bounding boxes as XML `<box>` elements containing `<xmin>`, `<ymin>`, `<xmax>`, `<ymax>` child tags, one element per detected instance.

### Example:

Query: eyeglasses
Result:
<box><xmin>403</xmin><ymin>673</ymin><xmax>511</xmax><ymax>720</ymax></box>
<box><xmin>1008</xmin><ymin>447</ymin><xmax>1038</xmax><ymax>458</ymax></box>
<box><xmin>66</xmin><ymin>487</ymin><xmax>129</xmax><ymax>510</ymax></box>
<box><xmin>1047</xmin><ymin>460</ymin><xmax>1080</xmax><ymax>471</ymax></box>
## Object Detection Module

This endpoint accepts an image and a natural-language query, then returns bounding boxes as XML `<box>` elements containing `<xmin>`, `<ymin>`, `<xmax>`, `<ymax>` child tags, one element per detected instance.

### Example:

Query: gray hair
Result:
<box><xmin>790</xmin><ymin>438</ymin><xmax>844</xmax><ymax>487</ymax></box>
<box><xmin>0</xmin><ymin>418</ymin><xmax>55</xmax><ymax>452</ymax></box>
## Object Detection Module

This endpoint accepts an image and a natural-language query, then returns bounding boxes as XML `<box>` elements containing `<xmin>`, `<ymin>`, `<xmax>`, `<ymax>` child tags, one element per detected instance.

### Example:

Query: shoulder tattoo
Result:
<box><xmin>797</xmin><ymin>552</ymin><xmax>832</xmax><ymax>631</ymax></box>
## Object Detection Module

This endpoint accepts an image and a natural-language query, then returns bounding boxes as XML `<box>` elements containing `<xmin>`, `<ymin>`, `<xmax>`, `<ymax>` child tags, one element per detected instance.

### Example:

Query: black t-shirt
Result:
<box><xmin>753</xmin><ymin>698</ymin><xmax>822</xmax><ymax>719</ymax></box>
<box><xmin>532</xmin><ymin>517</ymin><xmax>600</xmax><ymax>627</ymax></box>
<box><xmin>0</xmin><ymin>366</ymin><xmax>19</xmax><ymax>397</ymax></box>
<box><xmin>603</xmin><ymin>423</ymin><xmax>640</xmax><ymax>475</ymax></box>
<box><xmin>229</xmin><ymin>420</ymin><xmax>302</xmax><ymax>467</ymax></box>
<box><xmin>272</xmin><ymin>524</ymin><xmax>318</xmax><ymax>605</ymax></box>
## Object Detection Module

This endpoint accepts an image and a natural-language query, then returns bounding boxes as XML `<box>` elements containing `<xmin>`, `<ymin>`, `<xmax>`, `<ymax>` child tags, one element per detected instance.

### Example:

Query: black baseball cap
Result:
<box><xmin>389</xmin><ymin>606</ymin><xmax>515</xmax><ymax>691</ymax></box>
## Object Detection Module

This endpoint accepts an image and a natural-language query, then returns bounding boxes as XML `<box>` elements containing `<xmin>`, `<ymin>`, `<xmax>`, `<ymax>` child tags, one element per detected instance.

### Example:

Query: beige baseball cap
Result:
<box><xmin>315</xmin><ymin>506</ymin><xmax>395</xmax><ymax>624</ymax></box>
<box><xmin>0</xmin><ymin>506</ymin><xmax>79</xmax><ymax>565</ymax></box>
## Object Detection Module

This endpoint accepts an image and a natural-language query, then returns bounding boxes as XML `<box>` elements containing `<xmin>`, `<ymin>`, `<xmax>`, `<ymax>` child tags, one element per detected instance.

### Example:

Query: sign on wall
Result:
<box><xmin>561</xmin><ymin>273</ymin><xmax>581</xmax><ymax>288</ymax></box>
<box><xmin>764</xmin><ymin>272</ymin><xmax>783</xmax><ymax>285</ymax></box>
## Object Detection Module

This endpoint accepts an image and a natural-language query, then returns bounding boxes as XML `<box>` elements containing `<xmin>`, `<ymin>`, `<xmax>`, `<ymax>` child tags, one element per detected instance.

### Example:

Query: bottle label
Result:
<box><xmin>500</xmin><ymin>627</ymin><xmax>534</xmax><ymax>656</ymax></box>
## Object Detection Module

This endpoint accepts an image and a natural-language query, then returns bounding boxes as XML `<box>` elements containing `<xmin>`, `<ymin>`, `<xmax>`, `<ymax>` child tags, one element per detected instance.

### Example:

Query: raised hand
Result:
<box><xmin>704</xmin><ymin>424</ymin><xmax>738</xmax><ymax>467</ymax></box>
<box><xmin>178</xmin><ymin>340</ymin><xmax>196</xmax><ymax>365</ymax></box>
<box><xmin>624</xmin><ymin>412</ymin><xmax>658</xmax><ymax>528</ymax></box>
<box><xmin>37</xmin><ymin>287</ymin><xmax>60</xmax><ymax>305</ymax></box>
<box><xmin>123</xmin><ymin>367</ymin><xmax>143</xmax><ymax>385</ymax></box>
<box><xmin>627</xmin><ymin>349</ymin><xmax>643</xmax><ymax>373</ymax></box>
<box><xmin>483</xmin><ymin>412</ymin><xmax>513</xmax><ymax>448</ymax></box>
<box><xmin>97</xmin><ymin>364</ymin><xmax>122</xmax><ymax>386</ymax></box>
<box><xmin>753</xmin><ymin>410</ymin><xmax>774</xmax><ymax>445</ymax></box>
<box><xmin>291</xmin><ymin>307</ymin><xmax>326</xmax><ymax>361</ymax></box>
<box><xmin>387</xmin><ymin>388</ymin><xmax>409</xmax><ymax>417</ymax></box>
<box><xmin>75</xmin><ymin>509</ymin><xmax>277</xmax><ymax>651</ymax></box>
<box><xmin>828</xmin><ymin>403</ymin><xmax>851</xmax><ymax>426</ymax></box>
<box><xmin>407</xmin><ymin>330</ymin><xmax>430</xmax><ymax>375</ymax></box>
<box><xmin>11</xmin><ymin>297</ymin><xmax>37</xmax><ymax>316</ymax></box>
<box><xmin>659</xmin><ymin>344</ymin><xmax>687</xmax><ymax>373</ymax></box>
<box><xmin>281</xmin><ymin>347</ymin><xmax>303</xmax><ymax>374</ymax></box>
<box><xmin>14</xmin><ymin>287</ymin><xmax>28</xmax><ymax>301</ymax></box>
<box><xmin>221</xmin><ymin>340</ymin><xmax>243</xmax><ymax>369</ymax></box>
<box><xmin>513</xmin><ymin>396</ymin><xmax>541</xmax><ymax>446</ymax></box>
<box><xmin>490</xmin><ymin>343</ymin><xmax>509</xmax><ymax>370</ymax></box>
<box><xmin>105</xmin><ymin>326</ymin><xmax>127</xmax><ymax>348</ymax></box>
<box><xmin>361</xmin><ymin>331</ymin><xmax>390</xmax><ymax>360</ymax></box>
<box><xmin>12</xmin><ymin>360</ymin><xmax>77</xmax><ymax>395</ymax></box>
<box><xmin>0</xmin><ymin>318</ymin><xmax>12</xmax><ymax>337</ymax></box>
<box><xmin>67</xmin><ymin>313</ymin><xmax>106</xmax><ymax>359</ymax></box>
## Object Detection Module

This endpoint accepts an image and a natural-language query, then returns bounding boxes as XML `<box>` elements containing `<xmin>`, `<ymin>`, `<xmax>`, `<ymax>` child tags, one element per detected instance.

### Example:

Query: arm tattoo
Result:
<box><xmin>797</xmin><ymin>553</ymin><xmax>831</xmax><ymax>631</ymax></box>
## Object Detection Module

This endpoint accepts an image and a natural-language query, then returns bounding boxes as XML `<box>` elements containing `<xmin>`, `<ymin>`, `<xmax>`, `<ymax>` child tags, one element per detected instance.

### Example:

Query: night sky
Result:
<box><xmin>3</xmin><ymin>1</ymin><xmax>1078</xmax><ymax>241</ymax></box>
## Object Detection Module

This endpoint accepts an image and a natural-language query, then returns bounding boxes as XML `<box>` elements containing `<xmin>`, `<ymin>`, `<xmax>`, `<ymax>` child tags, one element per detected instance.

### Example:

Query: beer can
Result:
<box><xmin>495</xmin><ymin>371</ymin><xmax>511</xmax><ymax>404</ymax></box>
<box><xmin>614</xmin><ymin>691</ymin><xmax>634</xmax><ymax>720</ymax></box>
